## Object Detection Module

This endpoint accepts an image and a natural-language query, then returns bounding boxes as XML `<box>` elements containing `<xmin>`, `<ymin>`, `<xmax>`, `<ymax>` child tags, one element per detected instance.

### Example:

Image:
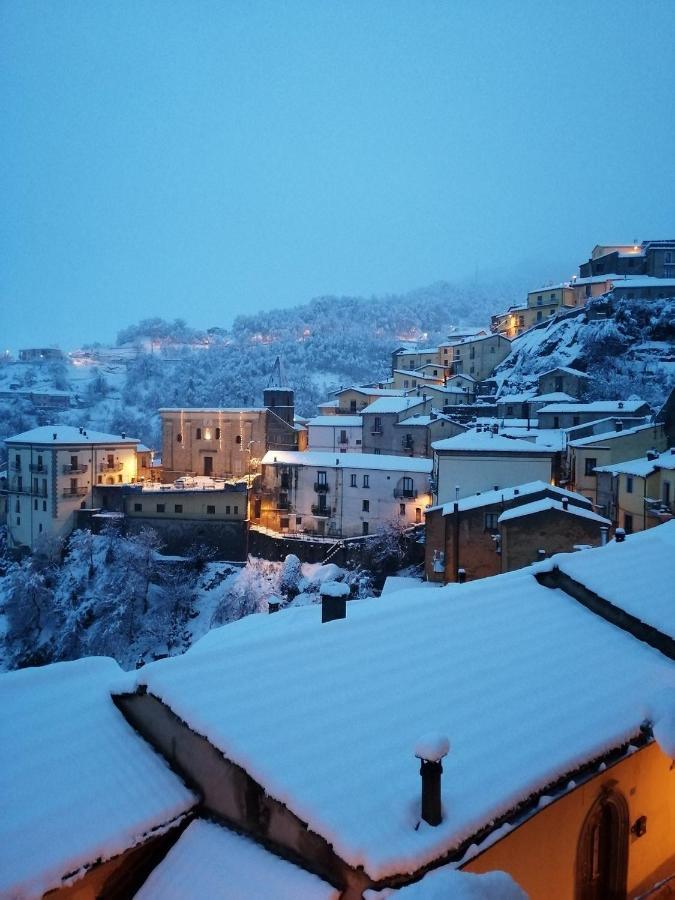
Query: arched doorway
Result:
<box><xmin>576</xmin><ymin>786</ymin><xmax>629</xmax><ymax>900</ymax></box>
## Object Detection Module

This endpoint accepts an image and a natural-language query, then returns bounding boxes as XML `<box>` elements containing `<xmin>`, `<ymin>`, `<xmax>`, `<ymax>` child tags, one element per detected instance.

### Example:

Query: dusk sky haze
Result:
<box><xmin>2</xmin><ymin>0</ymin><xmax>674</xmax><ymax>349</ymax></box>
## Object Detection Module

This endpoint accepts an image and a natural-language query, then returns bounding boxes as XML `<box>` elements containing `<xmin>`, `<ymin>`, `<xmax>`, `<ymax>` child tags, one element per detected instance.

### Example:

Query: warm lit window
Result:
<box><xmin>204</xmin><ymin>428</ymin><xmax>212</xmax><ymax>440</ymax></box>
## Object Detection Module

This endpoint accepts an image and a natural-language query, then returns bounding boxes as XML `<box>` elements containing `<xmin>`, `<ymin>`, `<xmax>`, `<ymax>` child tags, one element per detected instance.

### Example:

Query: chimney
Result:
<box><xmin>537</xmin><ymin>549</ymin><xmax>547</xmax><ymax>562</ymax></box>
<box><xmin>457</xmin><ymin>568</ymin><xmax>466</xmax><ymax>583</ymax></box>
<box><xmin>415</xmin><ymin>735</ymin><xmax>450</xmax><ymax>827</ymax></box>
<box><xmin>455</xmin><ymin>485</ymin><xmax>460</xmax><ymax>500</ymax></box>
<box><xmin>121</xmin><ymin>431</ymin><xmax>126</xmax><ymax>439</ymax></box>
<box><xmin>514</xmin><ymin>488</ymin><xmax>520</xmax><ymax>496</ymax></box>
<box><xmin>53</xmin><ymin>432</ymin><xmax>57</xmax><ymax>440</ymax></box>
<box><xmin>600</xmin><ymin>525</ymin><xmax>609</xmax><ymax>547</ymax></box>
<box><xmin>79</xmin><ymin>426</ymin><xmax>83</xmax><ymax>434</ymax></box>
<box><xmin>647</xmin><ymin>449</ymin><xmax>658</xmax><ymax>461</ymax></box>
<box><xmin>615</xmin><ymin>528</ymin><xmax>626</xmax><ymax>543</ymax></box>
<box><xmin>614</xmin><ymin>420</ymin><xmax>623</xmax><ymax>432</ymax></box>
<box><xmin>268</xmin><ymin>596</ymin><xmax>280</xmax><ymax>614</ymax></box>
<box><xmin>561</xmin><ymin>497</ymin><xmax>569</xmax><ymax>511</ymax></box>
<box><xmin>321</xmin><ymin>583</ymin><xmax>349</xmax><ymax>623</ymax></box>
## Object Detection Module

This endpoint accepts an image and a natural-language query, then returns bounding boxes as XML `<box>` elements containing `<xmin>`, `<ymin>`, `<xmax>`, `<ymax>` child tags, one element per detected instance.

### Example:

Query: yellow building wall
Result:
<box><xmin>464</xmin><ymin>741</ymin><xmax>675</xmax><ymax>899</ymax></box>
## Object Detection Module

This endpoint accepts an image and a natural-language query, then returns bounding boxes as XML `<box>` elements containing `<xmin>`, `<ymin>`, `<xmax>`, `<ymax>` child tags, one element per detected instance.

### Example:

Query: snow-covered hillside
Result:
<box><xmin>495</xmin><ymin>294</ymin><xmax>675</xmax><ymax>407</ymax></box>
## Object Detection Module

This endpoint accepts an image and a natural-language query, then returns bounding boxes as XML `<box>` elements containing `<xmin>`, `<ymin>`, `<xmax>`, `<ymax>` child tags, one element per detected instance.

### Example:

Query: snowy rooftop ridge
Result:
<box><xmin>0</xmin><ymin>657</ymin><xmax>195</xmax><ymax>897</ymax></box>
<box><xmin>432</xmin><ymin>430</ymin><xmax>554</xmax><ymax>454</ymax></box>
<box><xmin>429</xmin><ymin>480</ymin><xmax>592</xmax><ymax>516</ymax></box>
<box><xmin>595</xmin><ymin>448</ymin><xmax>675</xmax><ymax>478</ymax></box>
<box><xmin>497</xmin><ymin>498</ymin><xmax>610</xmax><ymax>525</ymax></box>
<box><xmin>568</xmin><ymin>422</ymin><xmax>662</xmax><ymax>448</ymax></box>
<box><xmin>306</xmin><ymin>415</ymin><xmax>363</xmax><ymax>427</ymax></box>
<box><xmin>131</xmin><ymin>541</ymin><xmax>675</xmax><ymax>881</ymax></box>
<box><xmin>261</xmin><ymin>450</ymin><xmax>433</xmax><ymax>473</ymax></box>
<box><xmin>362</xmin><ymin>396</ymin><xmax>427</xmax><ymax>414</ymax></box>
<box><xmin>538</xmin><ymin>400</ymin><xmax>648</xmax><ymax>415</ymax></box>
<box><xmin>4</xmin><ymin>425</ymin><xmax>140</xmax><ymax>446</ymax></box>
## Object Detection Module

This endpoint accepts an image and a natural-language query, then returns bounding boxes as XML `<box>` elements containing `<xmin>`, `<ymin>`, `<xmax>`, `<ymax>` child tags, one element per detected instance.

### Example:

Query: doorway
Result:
<box><xmin>203</xmin><ymin>456</ymin><xmax>213</xmax><ymax>476</ymax></box>
<box><xmin>576</xmin><ymin>788</ymin><xmax>628</xmax><ymax>900</ymax></box>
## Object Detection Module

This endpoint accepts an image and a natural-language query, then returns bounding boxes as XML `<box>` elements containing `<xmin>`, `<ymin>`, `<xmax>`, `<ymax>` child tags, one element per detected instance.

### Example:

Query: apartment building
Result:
<box><xmin>537</xmin><ymin>400</ymin><xmax>651</xmax><ymax>431</ymax></box>
<box><xmin>305</xmin><ymin>415</ymin><xmax>363</xmax><ymax>453</ymax></box>
<box><xmin>579</xmin><ymin>239</ymin><xmax>675</xmax><ymax>279</ymax></box>
<box><xmin>254</xmin><ymin>450</ymin><xmax>432</xmax><ymax>537</ymax></box>
<box><xmin>536</xmin><ymin>366</ymin><xmax>590</xmax><ymax>399</ymax></box>
<box><xmin>332</xmin><ymin>386</ymin><xmax>404</xmax><ymax>414</ymax></box>
<box><xmin>595</xmin><ymin>448</ymin><xmax>675</xmax><ymax>533</ymax></box>
<box><xmin>360</xmin><ymin>396</ymin><xmax>431</xmax><ymax>455</ymax></box>
<box><xmin>3</xmin><ymin>425</ymin><xmax>142</xmax><ymax>552</ymax></box>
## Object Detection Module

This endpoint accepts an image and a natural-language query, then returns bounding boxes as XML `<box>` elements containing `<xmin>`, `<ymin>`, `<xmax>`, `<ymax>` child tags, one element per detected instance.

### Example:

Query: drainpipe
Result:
<box><xmin>453</xmin><ymin>501</ymin><xmax>460</xmax><ymax>582</ymax></box>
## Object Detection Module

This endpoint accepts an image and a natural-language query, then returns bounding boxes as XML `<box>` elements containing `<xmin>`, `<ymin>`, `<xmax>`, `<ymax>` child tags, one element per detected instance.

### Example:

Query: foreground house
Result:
<box><xmin>2</xmin><ymin>425</ymin><xmax>143</xmax><ymax>552</ymax></box>
<box><xmin>113</xmin><ymin>524</ymin><xmax>675</xmax><ymax>898</ymax></box>
<box><xmin>424</xmin><ymin>481</ymin><xmax>610</xmax><ymax>583</ymax></box>
<box><xmin>0</xmin><ymin>657</ymin><xmax>196</xmax><ymax>898</ymax></box>
<box><xmin>254</xmin><ymin>450</ymin><xmax>432</xmax><ymax>537</ymax></box>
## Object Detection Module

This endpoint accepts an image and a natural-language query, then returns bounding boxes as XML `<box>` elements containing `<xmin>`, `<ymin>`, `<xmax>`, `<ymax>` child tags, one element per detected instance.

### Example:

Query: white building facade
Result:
<box><xmin>3</xmin><ymin>426</ymin><xmax>141</xmax><ymax>551</ymax></box>
<box><xmin>255</xmin><ymin>450</ymin><xmax>432</xmax><ymax>537</ymax></box>
<box><xmin>305</xmin><ymin>416</ymin><xmax>363</xmax><ymax>453</ymax></box>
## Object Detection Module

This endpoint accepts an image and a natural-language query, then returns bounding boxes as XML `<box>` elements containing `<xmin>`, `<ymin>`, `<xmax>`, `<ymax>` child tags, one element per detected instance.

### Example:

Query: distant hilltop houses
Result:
<box><xmin>2</xmin><ymin>242</ymin><xmax>675</xmax><ymax>899</ymax></box>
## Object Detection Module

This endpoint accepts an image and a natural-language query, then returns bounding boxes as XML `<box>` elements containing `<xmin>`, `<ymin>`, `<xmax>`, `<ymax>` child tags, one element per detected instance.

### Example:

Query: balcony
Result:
<box><xmin>63</xmin><ymin>464</ymin><xmax>88</xmax><ymax>474</ymax></box>
<box><xmin>394</xmin><ymin>488</ymin><xmax>418</xmax><ymax>499</ymax></box>
<box><xmin>311</xmin><ymin>504</ymin><xmax>330</xmax><ymax>517</ymax></box>
<box><xmin>63</xmin><ymin>486</ymin><xmax>88</xmax><ymax>498</ymax></box>
<box><xmin>338</xmin><ymin>436</ymin><xmax>349</xmax><ymax>445</ymax></box>
<box><xmin>99</xmin><ymin>461</ymin><xmax>123</xmax><ymax>473</ymax></box>
<box><xmin>313</xmin><ymin>482</ymin><xmax>329</xmax><ymax>493</ymax></box>
<box><xmin>29</xmin><ymin>464</ymin><xmax>48</xmax><ymax>474</ymax></box>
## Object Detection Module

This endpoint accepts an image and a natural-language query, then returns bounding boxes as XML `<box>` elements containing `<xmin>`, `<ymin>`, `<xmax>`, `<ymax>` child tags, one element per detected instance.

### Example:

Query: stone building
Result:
<box><xmin>360</xmin><ymin>396</ymin><xmax>431</xmax><ymax>456</ymax></box>
<box><xmin>159</xmin><ymin>389</ymin><xmax>298</xmax><ymax>481</ymax></box>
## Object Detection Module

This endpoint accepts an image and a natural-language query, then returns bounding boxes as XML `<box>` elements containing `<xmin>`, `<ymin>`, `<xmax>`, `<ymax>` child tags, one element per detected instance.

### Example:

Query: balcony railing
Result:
<box><xmin>313</xmin><ymin>482</ymin><xmax>329</xmax><ymax>493</ymax></box>
<box><xmin>63</xmin><ymin>464</ymin><xmax>88</xmax><ymax>474</ymax></box>
<box><xmin>394</xmin><ymin>488</ymin><xmax>417</xmax><ymax>499</ymax></box>
<box><xmin>338</xmin><ymin>436</ymin><xmax>349</xmax><ymax>444</ymax></box>
<box><xmin>99</xmin><ymin>462</ymin><xmax>123</xmax><ymax>473</ymax></box>
<box><xmin>29</xmin><ymin>464</ymin><xmax>48</xmax><ymax>474</ymax></box>
<box><xmin>311</xmin><ymin>504</ymin><xmax>330</xmax><ymax>517</ymax></box>
<box><xmin>63</xmin><ymin>486</ymin><xmax>88</xmax><ymax>498</ymax></box>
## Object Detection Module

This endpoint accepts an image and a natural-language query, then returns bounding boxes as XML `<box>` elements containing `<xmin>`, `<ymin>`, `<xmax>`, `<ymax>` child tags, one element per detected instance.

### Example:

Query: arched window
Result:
<box><xmin>575</xmin><ymin>785</ymin><xmax>629</xmax><ymax>900</ymax></box>
<box><xmin>196</xmin><ymin>428</ymin><xmax>202</xmax><ymax>440</ymax></box>
<box><xmin>177</xmin><ymin>433</ymin><xmax>182</xmax><ymax>444</ymax></box>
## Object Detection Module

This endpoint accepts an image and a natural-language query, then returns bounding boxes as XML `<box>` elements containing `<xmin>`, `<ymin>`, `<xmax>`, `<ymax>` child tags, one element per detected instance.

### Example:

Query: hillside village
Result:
<box><xmin>1</xmin><ymin>240</ymin><xmax>675</xmax><ymax>899</ymax></box>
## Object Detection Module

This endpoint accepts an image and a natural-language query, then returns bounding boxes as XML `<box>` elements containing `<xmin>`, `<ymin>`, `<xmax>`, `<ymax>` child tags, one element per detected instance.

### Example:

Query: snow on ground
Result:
<box><xmin>0</xmin><ymin>657</ymin><xmax>195</xmax><ymax>897</ymax></box>
<box><xmin>134</xmin><ymin>555</ymin><xmax>675</xmax><ymax>880</ymax></box>
<box><xmin>388</xmin><ymin>866</ymin><xmax>526</xmax><ymax>899</ymax></box>
<box><xmin>136</xmin><ymin>819</ymin><xmax>338</xmax><ymax>899</ymax></box>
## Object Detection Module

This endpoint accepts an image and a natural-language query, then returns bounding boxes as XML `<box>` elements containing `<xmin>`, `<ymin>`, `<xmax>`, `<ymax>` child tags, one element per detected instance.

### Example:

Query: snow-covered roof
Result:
<box><xmin>610</xmin><ymin>277</ymin><xmax>675</xmax><ymax>289</ymax></box>
<box><xmin>420</xmin><ymin>384</ymin><xmax>471</xmax><ymax>395</ymax></box>
<box><xmin>158</xmin><ymin>407</ymin><xmax>266</xmax><ymax>413</ymax></box>
<box><xmin>537</xmin><ymin>366</ymin><xmax>591</xmax><ymax>379</ymax></box>
<box><xmin>532</xmin><ymin>391</ymin><xmax>577</xmax><ymax>403</ymax></box>
<box><xmin>595</xmin><ymin>449</ymin><xmax>675</xmax><ymax>478</ymax></box>
<box><xmin>135</xmin><ymin>819</ymin><xmax>337</xmax><ymax>899</ymax></box>
<box><xmin>430</xmin><ymin>480</ymin><xmax>591</xmax><ymax>516</ymax></box>
<box><xmin>261</xmin><ymin>450</ymin><xmax>432</xmax><ymax>474</ymax></box>
<box><xmin>497</xmin><ymin>427</ymin><xmax>566</xmax><ymax>451</ymax></box>
<box><xmin>393</xmin><ymin>866</ymin><xmax>525</xmax><ymax>899</ymax></box>
<box><xmin>542</xmin><ymin>522</ymin><xmax>675</xmax><ymax>640</ymax></box>
<box><xmin>498</xmin><ymin>498</ymin><xmax>610</xmax><ymax>525</ymax></box>
<box><xmin>132</xmin><ymin>556</ymin><xmax>675</xmax><ymax>881</ymax></box>
<box><xmin>306</xmin><ymin>416</ymin><xmax>363</xmax><ymax>427</ymax></box>
<box><xmin>381</xmin><ymin>576</ymin><xmax>442</xmax><ymax>596</ymax></box>
<box><xmin>395</xmin><ymin>413</ymin><xmax>454</xmax><ymax>427</ymax></box>
<box><xmin>496</xmin><ymin>392</ymin><xmax>537</xmax><ymax>404</ymax></box>
<box><xmin>538</xmin><ymin>400</ymin><xmax>648</xmax><ymax>415</ymax></box>
<box><xmin>362</xmin><ymin>397</ymin><xmax>427</xmax><ymax>414</ymax></box>
<box><xmin>0</xmin><ymin>657</ymin><xmax>195</xmax><ymax>897</ymax></box>
<box><xmin>334</xmin><ymin>387</ymin><xmax>403</xmax><ymax>397</ymax></box>
<box><xmin>432</xmin><ymin>431</ymin><xmax>554</xmax><ymax>454</ymax></box>
<box><xmin>568</xmin><ymin>422</ymin><xmax>660</xmax><ymax>448</ymax></box>
<box><xmin>4</xmin><ymin>425</ymin><xmax>140</xmax><ymax>446</ymax></box>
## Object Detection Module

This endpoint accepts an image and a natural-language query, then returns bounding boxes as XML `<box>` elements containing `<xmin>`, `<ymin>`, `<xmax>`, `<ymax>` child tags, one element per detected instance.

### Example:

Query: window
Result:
<box><xmin>16</xmin><ymin>516</ymin><xmax>20</xmax><ymax>525</ymax></box>
<box><xmin>235</xmin><ymin>435</ymin><xmax>242</xmax><ymax>444</ymax></box>
<box><xmin>362</xmin><ymin>521</ymin><xmax>369</xmax><ymax>535</ymax></box>
<box><xmin>356</xmin><ymin>439</ymin><xmax>362</xmax><ymax>445</ymax></box>
<box><xmin>373</xmin><ymin>448</ymin><xmax>381</xmax><ymax>455</ymax></box>
<box><xmin>15</xmin><ymin>454</ymin><xmax>21</xmax><ymax>470</ymax></box>
<box><xmin>402</xmin><ymin>476</ymin><xmax>414</xmax><ymax>496</ymax></box>
<box><xmin>156</xmin><ymin>503</ymin><xmax>165</xmax><ymax>513</ymax></box>
<box><xmin>506</xmin><ymin>406</ymin><xmax>514</xmax><ymax>416</ymax></box>
<box><xmin>362</xmin><ymin>499</ymin><xmax>370</xmax><ymax>512</ymax></box>
<box><xmin>317</xmin><ymin>470</ymin><xmax>327</xmax><ymax>486</ymax></box>
<box><xmin>663</xmin><ymin>481</ymin><xmax>671</xmax><ymax>506</ymax></box>
<box><xmin>537</xmin><ymin>295</ymin><xmax>543</xmax><ymax>305</ymax></box>
<box><xmin>519</xmin><ymin>315</ymin><xmax>525</xmax><ymax>326</ymax></box>
<box><xmin>553</xmin><ymin>416</ymin><xmax>560</xmax><ymax>429</ymax></box>
<box><xmin>177</xmin><ymin>433</ymin><xmax>182</xmax><ymax>443</ymax></box>
<box><xmin>573</xmin><ymin>416</ymin><xmax>580</xmax><ymax>426</ymax></box>
<box><xmin>226</xmin><ymin>505</ymin><xmax>231</xmax><ymax>514</ymax></box>
<box><xmin>215</xmin><ymin>427</ymin><xmax>221</xmax><ymax>440</ymax></box>
<box><xmin>363</xmin><ymin>474</ymin><xmax>369</xmax><ymax>488</ymax></box>
<box><xmin>98</xmin><ymin>475</ymin><xmax>103</xmax><ymax>484</ymax></box>
<box><xmin>196</xmin><ymin>428</ymin><xmax>202</xmax><ymax>440</ymax></box>
<box><xmin>373</xmin><ymin>416</ymin><xmax>382</xmax><ymax>434</ymax></box>
<box><xmin>584</xmin><ymin>457</ymin><xmax>597</xmax><ymax>477</ymax></box>
<box><xmin>536</xmin><ymin>311</ymin><xmax>543</xmax><ymax>321</ymax></box>
<box><xmin>555</xmin><ymin>376</ymin><xmax>563</xmax><ymax>391</ymax></box>
<box><xmin>340</xmin><ymin>430</ymin><xmax>347</xmax><ymax>443</ymax></box>
<box><xmin>550</xmin><ymin>293</ymin><xmax>555</xmax><ymax>300</ymax></box>
<box><xmin>350</xmin><ymin>400</ymin><xmax>357</xmax><ymax>412</ymax></box>
<box><xmin>485</xmin><ymin>512</ymin><xmax>499</xmax><ymax>532</ymax></box>
<box><xmin>34</xmin><ymin>499</ymin><xmax>38</xmax><ymax>511</ymax></box>
<box><xmin>234</xmin><ymin>505</ymin><xmax>239</xmax><ymax>515</ymax></box>
<box><xmin>174</xmin><ymin>504</ymin><xmax>183</xmax><ymax>513</ymax></box>
<box><xmin>39</xmin><ymin>523</ymin><xmax>43</xmax><ymax>533</ymax></box>
<box><xmin>42</xmin><ymin>501</ymin><xmax>47</xmax><ymax>512</ymax></box>
<box><xmin>37</xmin><ymin>454</ymin><xmax>43</xmax><ymax>470</ymax></box>
<box><xmin>207</xmin><ymin>505</ymin><xmax>216</xmax><ymax>514</ymax></box>
<box><xmin>624</xmin><ymin>513</ymin><xmax>633</xmax><ymax>533</ymax></box>
<box><xmin>134</xmin><ymin>503</ymin><xmax>142</xmax><ymax>512</ymax></box>
<box><xmin>280</xmin><ymin>517</ymin><xmax>290</xmax><ymax>530</ymax></box>
<box><xmin>296</xmin><ymin>516</ymin><xmax>302</xmax><ymax>526</ymax></box>
<box><xmin>415</xmin><ymin>507</ymin><xmax>422</xmax><ymax>523</ymax></box>
<box><xmin>490</xmin><ymin>345</ymin><xmax>495</xmax><ymax>353</ymax></box>
<box><xmin>403</xmin><ymin>380</ymin><xmax>409</xmax><ymax>388</ymax></box>
<box><xmin>399</xmin><ymin>503</ymin><xmax>406</xmax><ymax>515</ymax></box>
<box><xmin>350</xmin><ymin>474</ymin><xmax>357</xmax><ymax>487</ymax></box>
<box><xmin>626</xmin><ymin>476</ymin><xmax>633</xmax><ymax>494</ymax></box>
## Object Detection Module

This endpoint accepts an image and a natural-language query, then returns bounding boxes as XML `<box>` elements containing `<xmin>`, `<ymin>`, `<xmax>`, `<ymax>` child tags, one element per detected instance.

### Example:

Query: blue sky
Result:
<box><xmin>2</xmin><ymin>0</ymin><xmax>674</xmax><ymax>348</ymax></box>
